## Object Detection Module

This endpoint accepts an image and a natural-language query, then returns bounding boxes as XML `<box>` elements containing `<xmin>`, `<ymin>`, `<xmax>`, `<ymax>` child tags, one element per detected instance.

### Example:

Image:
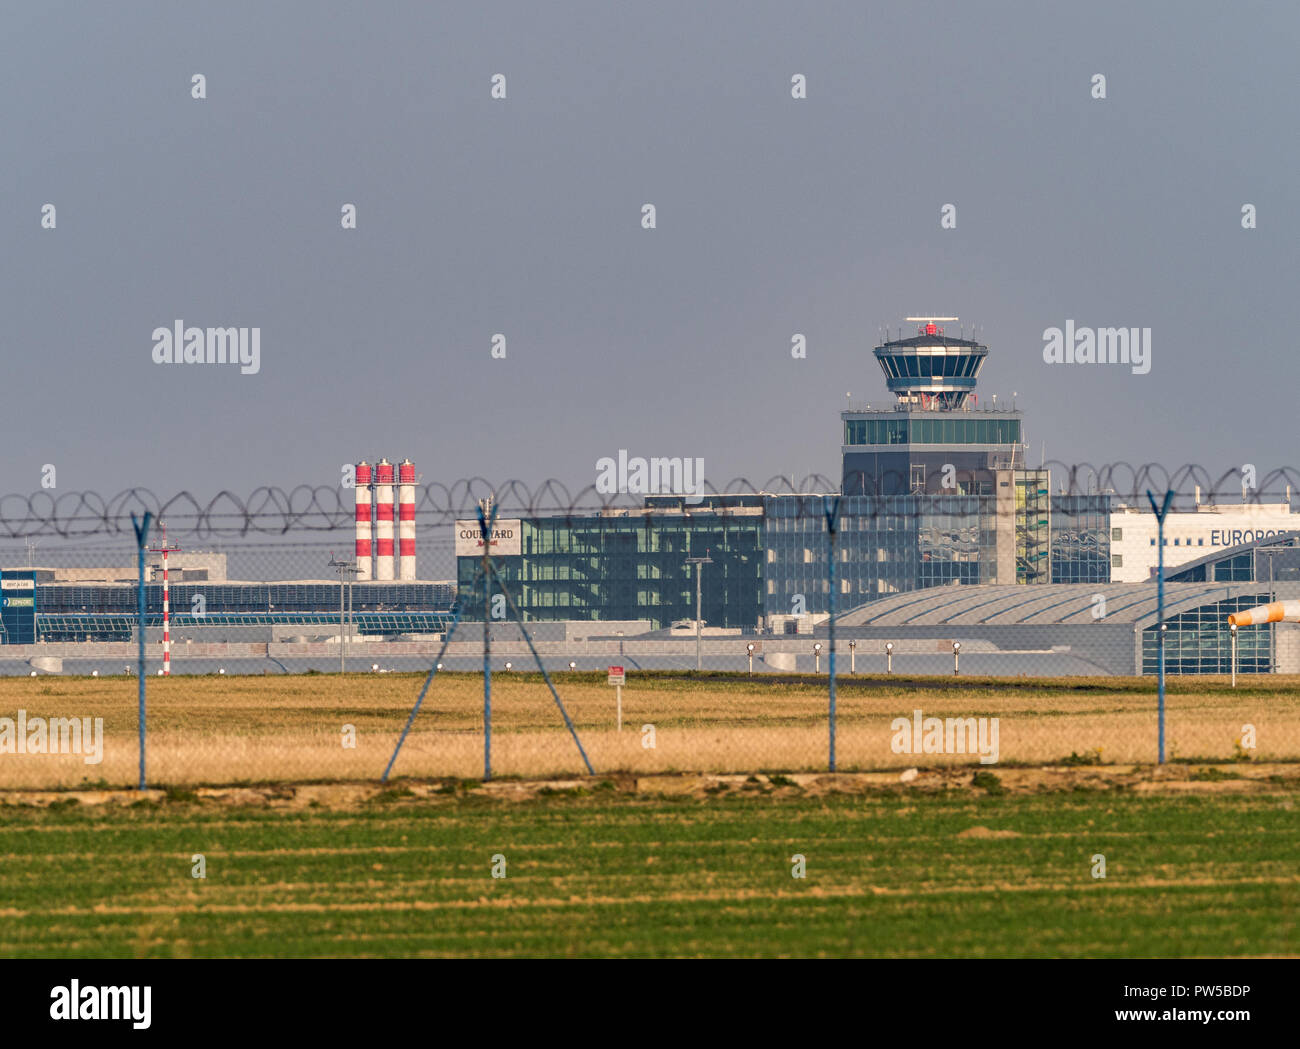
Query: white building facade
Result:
<box><xmin>1110</xmin><ymin>496</ymin><xmax>1299</xmax><ymax>582</ymax></box>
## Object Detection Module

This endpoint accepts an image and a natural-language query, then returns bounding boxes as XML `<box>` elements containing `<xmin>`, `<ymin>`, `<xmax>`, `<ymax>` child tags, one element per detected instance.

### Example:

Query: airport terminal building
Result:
<box><xmin>9</xmin><ymin>319</ymin><xmax>1300</xmax><ymax>675</ymax></box>
<box><xmin>450</xmin><ymin>319</ymin><xmax>1300</xmax><ymax>671</ymax></box>
<box><xmin>458</xmin><ymin>321</ymin><xmax>1107</xmax><ymax>630</ymax></box>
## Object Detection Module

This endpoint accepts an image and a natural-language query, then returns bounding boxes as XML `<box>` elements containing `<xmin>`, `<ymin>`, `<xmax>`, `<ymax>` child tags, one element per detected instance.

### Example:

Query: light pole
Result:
<box><xmin>849</xmin><ymin>639</ymin><xmax>856</xmax><ymax>674</ymax></box>
<box><xmin>1230</xmin><ymin>622</ymin><xmax>1238</xmax><ymax>687</ymax></box>
<box><xmin>747</xmin><ymin>642</ymin><xmax>755</xmax><ymax>677</ymax></box>
<box><xmin>686</xmin><ymin>553</ymin><xmax>713</xmax><ymax>672</ymax></box>
<box><xmin>328</xmin><ymin>556</ymin><xmax>359</xmax><ymax>673</ymax></box>
<box><xmin>813</xmin><ymin>642</ymin><xmax>822</xmax><ymax>674</ymax></box>
<box><xmin>885</xmin><ymin>641</ymin><xmax>893</xmax><ymax>674</ymax></box>
<box><xmin>952</xmin><ymin>640</ymin><xmax>961</xmax><ymax>675</ymax></box>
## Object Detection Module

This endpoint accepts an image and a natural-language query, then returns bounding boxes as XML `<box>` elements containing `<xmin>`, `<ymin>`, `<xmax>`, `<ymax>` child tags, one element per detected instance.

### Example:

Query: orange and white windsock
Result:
<box><xmin>375</xmin><ymin>458</ymin><xmax>395</xmax><ymax>580</ymax></box>
<box><xmin>398</xmin><ymin>458</ymin><xmax>416</xmax><ymax>580</ymax></box>
<box><xmin>1227</xmin><ymin>601</ymin><xmax>1300</xmax><ymax>626</ymax></box>
<box><xmin>354</xmin><ymin>461</ymin><xmax>373</xmax><ymax>581</ymax></box>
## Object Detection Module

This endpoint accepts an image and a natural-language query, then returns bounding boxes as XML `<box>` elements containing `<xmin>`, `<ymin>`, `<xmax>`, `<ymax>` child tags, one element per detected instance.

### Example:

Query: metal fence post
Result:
<box><xmin>824</xmin><ymin>495</ymin><xmax>840</xmax><ymax>773</ymax></box>
<box><xmin>1147</xmin><ymin>489</ymin><xmax>1173</xmax><ymax>763</ymax></box>
<box><xmin>478</xmin><ymin>500</ymin><xmax>498</xmax><ymax>781</ymax></box>
<box><xmin>132</xmin><ymin>512</ymin><xmax>152</xmax><ymax>790</ymax></box>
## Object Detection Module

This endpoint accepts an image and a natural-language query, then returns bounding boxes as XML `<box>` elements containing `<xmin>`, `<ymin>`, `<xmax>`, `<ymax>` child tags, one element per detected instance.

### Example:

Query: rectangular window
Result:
<box><xmin>1111</xmin><ymin>528</ymin><xmax>1123</xmax><ymax>541</ymax></box>
<box><xmin>1112</xmin><ymin>554</ymin><xmax>1123</xmax><ymax>568</ymax></box>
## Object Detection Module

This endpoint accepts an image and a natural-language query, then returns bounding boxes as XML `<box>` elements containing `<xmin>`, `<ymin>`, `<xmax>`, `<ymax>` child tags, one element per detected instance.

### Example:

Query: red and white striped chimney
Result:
<box><xmin>398</xmin><ymin>458</ymin><xmax>416</xmax><ymax>580</ymax></box>
<box><xmin>374</xmin><ymin>458</ymin><xmax>395</xmax><ymax>580</ymax></box>
<box><xmin>354</xmin><ymin>461</ymin><xmax>373</xmax><ymax>581</ymax></box>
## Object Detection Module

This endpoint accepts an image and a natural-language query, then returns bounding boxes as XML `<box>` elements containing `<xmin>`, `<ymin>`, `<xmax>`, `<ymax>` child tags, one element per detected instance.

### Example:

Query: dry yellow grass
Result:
<box><xmin>0</xmin><ymin>672</ymin><xmax>1297</xmax><ymax>787</ymax></box>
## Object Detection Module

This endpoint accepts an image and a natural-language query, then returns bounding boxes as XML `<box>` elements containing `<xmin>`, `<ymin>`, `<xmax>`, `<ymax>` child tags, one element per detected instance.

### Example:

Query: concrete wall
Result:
<box><xmin>995</xmin><ymin>469</ymin><xmax>1016</xmax><ymax>584</ymax></box>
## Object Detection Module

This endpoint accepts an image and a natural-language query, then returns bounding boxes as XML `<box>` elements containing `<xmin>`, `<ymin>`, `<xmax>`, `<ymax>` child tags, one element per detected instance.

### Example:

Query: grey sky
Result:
<box><xmin>3</xmin><ymin>1</ymin><xmax>1297</xmax><ymax>499</ymax></box>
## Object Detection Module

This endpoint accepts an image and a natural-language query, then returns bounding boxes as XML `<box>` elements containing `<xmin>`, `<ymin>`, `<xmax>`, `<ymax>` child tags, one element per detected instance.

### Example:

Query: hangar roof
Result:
<box><xmin>832</xmin><ymin>582</ymin><xmax>1274</xmax><ymax>628</ymax></box>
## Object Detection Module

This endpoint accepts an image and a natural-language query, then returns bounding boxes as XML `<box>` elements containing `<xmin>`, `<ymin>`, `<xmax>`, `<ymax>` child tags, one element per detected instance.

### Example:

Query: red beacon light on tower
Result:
<box><xmin>906</xmin><ymin>315</ymin><xmax>957</xmax><ymax>338</ymax></box>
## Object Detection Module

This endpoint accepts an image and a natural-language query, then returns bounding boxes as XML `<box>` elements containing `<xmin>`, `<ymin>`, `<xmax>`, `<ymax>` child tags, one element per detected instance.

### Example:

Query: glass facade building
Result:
<box><xmin>0</xmin><ymin>570</ymin><xmax>37</xmax><ymax>644</ymax></box>
<box><xmin>842</xmin><ymin>410</ymin><xmax>1025</xmax><ymax>498</ymax></box>
<box><xmin>22</xmin><ymin>581</ymin><xmax>456</xmax><ymax>642</ymax></box>
<box><xmin>762</xmin><ymin>493</ymin><xmax>1002</xmax><ymax>619</ymax></box>
<box><xmin>1050</xmin><ymin>494</ymin><xmax>1112</xmax><ymax>584</ymax></box>
<box><xmin>1140</xmin><ymin>593</ymin><xmax>1273</xmax><ymax>674</ymax></box>
<box><xmin>33</xmin><ymin>582</ymin><xmax>456</xmax><ymax>616</ymax></box>
<box><xmin>457</xmin><ymin>501</ymin><xmax>764</xmax><ymax>630</ymax></box>
<box><xmin>844</xmin><ymin>415</ymin><xmax>1022</xmax><ymax>448</ymax></box>
<box><xmin>35</xmin><ymin>611</ymin><xmax>454</xmax><ymax>643</ymax></box>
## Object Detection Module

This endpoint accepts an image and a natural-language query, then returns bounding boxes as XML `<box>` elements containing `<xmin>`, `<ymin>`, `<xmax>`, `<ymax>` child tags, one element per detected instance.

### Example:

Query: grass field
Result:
<box><xmin>1</xmin><ymin>672</ymin><xmax>1297</xmax><ymax>788</ymax></box>
<box><xmin>1</xmin><ymin>787</ymin><xmax>1296</xmax><ymax>957</ymax></box>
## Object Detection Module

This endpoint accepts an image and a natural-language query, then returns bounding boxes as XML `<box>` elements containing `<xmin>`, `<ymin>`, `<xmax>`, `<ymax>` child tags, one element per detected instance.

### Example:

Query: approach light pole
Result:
<box><xmin>747</xmin><ymin>641</ymin><xmax>755</xmax><ymax>677</ymax></box>
<box><xmin>686</xmin><ymin>553</ymin><xmax>713</xmax><ymax>672</ymax></box>
<box><xmin>885</xmin><ymin>641</ymin><xmax>893</xmax><ymax>674</ymax></box>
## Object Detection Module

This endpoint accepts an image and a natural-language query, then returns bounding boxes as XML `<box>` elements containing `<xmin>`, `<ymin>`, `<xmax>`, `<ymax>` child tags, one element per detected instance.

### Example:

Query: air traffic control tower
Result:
<box><xmin>841</xmin><ymin>318</ymin><xmax>1050</xmax><ymax>586</ymax></box>
<box><xmin>842</xmin><ymin>318</ymin><xmax>1024</xmax><ymax>497</ymax></box>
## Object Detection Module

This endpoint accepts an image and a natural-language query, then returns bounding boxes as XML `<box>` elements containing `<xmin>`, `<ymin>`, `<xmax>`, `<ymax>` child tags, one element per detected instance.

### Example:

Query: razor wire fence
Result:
<box><xmin>0</xmin><ymin>470</ymin><xmax>1298</xmax><ymax>788</ymax></box>
<box><xmin>3</xmin><ymin>462</ymin><xmax>1300</xmax><ymax>538</ymax></box>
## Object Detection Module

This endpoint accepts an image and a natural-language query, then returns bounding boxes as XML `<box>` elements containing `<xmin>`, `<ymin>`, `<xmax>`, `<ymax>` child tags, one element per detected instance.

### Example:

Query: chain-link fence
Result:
<box><xmin>1</xmin><ymin>471</ymin><xmax>1298</xmax><ymax>787</ymax></box>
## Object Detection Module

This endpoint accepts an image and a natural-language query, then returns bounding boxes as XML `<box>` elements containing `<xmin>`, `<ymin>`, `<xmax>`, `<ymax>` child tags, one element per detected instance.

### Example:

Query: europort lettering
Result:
<box><xmin>1211</xmin><ymin>529</ymin><xmax>1282</xmax><ymax>546</ymax></box>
